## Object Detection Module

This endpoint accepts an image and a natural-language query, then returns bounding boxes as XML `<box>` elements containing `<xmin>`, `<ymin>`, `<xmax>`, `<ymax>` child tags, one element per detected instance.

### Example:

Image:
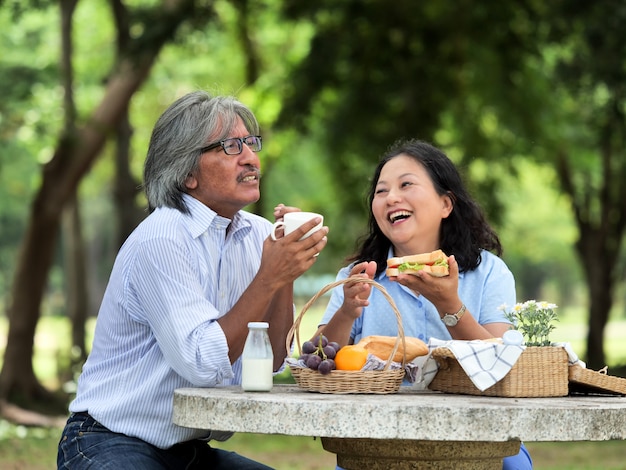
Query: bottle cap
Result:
<box><xmin>248</xmin><ymin>322</ymin><xmax>269</xmax><ymax>329</ymax></box>
<box><xmin>503</xmin><ymin>329</ymin><xmax>524</xmax><ymax>346</ymax></box>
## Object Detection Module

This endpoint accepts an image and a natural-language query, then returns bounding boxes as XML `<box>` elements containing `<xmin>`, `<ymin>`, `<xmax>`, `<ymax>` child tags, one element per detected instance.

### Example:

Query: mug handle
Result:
<box><xmin>270</xmin><ymin>221</ymin><xmax>286</xmax><ymax>241</ymax></box>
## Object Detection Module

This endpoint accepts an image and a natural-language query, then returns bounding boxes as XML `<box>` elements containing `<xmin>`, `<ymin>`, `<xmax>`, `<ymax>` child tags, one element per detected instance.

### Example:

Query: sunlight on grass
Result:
<box><xmin>0</xmin><ymin>298</ymin><xmax>625</xmax><ymax>391</ymax></box>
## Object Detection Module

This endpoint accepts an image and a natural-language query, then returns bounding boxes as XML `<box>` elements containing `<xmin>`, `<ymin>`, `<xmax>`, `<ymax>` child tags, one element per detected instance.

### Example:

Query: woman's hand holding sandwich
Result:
<box><xmin>391</xmin><ymin>254</ymin><xmax>510</xmax><ymax>339</ymax></box>
<box><xmin>393</xmin><ymin>253</ymin><xmax>460</xmax><ymax>313</ymax></box>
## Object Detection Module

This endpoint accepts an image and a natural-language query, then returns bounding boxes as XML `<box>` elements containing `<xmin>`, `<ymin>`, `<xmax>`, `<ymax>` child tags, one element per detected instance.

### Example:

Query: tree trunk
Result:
<box><xmin>113</xmin><ymin>103</ymin><xmax>145</xmax><ymax>247</ymax></box>
<box><xmin>0</xmin><ymin>191</ymin><xmax>61</xmax><ymax>405</ymax></box>
<box><xmin>576</xmin><ymin>226</ymin><xmax>616</xmax><ymax>369</ymax></box>
<box><xmin>62</xmin><ymin>195</ymin><xmax>89</xmax><ymax>367</ymax></box>
<box><xmin>555</xmin><ymin>139</ymin><xmax>626</xmax><ymax>369</ymax></box>
<box><xmin>0</xmin><ymin>0</ymin><xmax>199</xmax><ymax>410</ymax></box>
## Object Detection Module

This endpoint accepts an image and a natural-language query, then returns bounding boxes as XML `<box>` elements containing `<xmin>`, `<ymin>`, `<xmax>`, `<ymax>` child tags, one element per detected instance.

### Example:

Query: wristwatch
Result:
<box><xmin>441</xmin><ymin>304</ymin><xmax>467</xmax><ymax>327</ymax></box>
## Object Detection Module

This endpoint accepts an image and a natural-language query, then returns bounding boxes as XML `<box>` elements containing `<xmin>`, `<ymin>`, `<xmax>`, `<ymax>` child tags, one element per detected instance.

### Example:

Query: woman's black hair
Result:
<box><xmin>348</xmin><ymin>139</ymin><xmax>502</xmax><ymax>276</ymax></box>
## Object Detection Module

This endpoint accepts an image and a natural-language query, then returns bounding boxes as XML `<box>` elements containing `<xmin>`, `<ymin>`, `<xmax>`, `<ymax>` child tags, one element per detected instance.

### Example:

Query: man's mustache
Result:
<box><xmin>237</xmin><ymin>165</ymin><xmax>261</xmax><ymax>182</ymax></box>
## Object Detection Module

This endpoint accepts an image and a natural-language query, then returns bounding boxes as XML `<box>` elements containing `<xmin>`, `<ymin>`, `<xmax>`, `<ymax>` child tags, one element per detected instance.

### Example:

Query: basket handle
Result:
<box><xmin>285</xmin><ymin>277</ymin><xmax>406</xmax><ymax>370</ymax></box>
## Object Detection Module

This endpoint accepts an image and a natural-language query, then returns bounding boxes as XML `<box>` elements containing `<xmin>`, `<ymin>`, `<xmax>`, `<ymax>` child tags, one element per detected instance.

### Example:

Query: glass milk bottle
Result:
<box><xmin>241</xmin><ymin>322</ymin><xmax>274</xmax><ymax>392</ymax></box>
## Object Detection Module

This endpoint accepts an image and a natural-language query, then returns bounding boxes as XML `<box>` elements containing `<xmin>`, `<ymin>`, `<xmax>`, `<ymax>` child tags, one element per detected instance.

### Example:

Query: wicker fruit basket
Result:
<box><xmin>429</xmin><ymin>345</ymin><xmax>569</xmax><ymax>397</ymax></box>
<box><xmin>286</xmin><ymin>278</ymin><xmax>406</xmax><ymax>394</ymax></box>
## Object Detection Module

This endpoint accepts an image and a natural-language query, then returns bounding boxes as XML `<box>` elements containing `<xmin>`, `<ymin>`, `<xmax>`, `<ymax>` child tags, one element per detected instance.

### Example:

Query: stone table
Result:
<box><xmin>173</xmin><ymin>385</ymin><xmax>626</xmax><ymax>469</ymax></box>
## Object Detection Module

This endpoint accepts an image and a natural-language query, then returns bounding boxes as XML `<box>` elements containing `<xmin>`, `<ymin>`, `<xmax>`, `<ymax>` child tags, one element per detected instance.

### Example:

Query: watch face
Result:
<box><xmin>443</xmin><ymin>314</ymin><xmax>458</xmax><ymax>327</ymax></box>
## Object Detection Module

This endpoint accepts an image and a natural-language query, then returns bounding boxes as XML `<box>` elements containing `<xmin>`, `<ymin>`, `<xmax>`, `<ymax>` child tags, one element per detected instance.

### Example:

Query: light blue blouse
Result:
<box><xmin>320</xmin><ymin>250</ymin><xmax>516</xmax><ymax>343</ymax></box>
<box><xmin>70</xmin><ymin>194</ymin><xmax>271</xmax><ymax>448</ymax></box>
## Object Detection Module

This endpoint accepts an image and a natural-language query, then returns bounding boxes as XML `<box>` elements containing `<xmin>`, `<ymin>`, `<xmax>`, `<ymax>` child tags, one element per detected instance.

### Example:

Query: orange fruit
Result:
<box><xmin>334</xmin><ymin>345</ymin><xmax>368</xmax><ymax>371</ymax></box>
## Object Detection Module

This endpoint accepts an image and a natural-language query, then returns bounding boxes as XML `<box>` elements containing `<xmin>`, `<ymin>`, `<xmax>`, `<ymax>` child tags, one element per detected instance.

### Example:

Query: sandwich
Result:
<box><xmin>386</xmin><ymin>249</ymin><xmax>449</xmax><ymax>277</ymax></box>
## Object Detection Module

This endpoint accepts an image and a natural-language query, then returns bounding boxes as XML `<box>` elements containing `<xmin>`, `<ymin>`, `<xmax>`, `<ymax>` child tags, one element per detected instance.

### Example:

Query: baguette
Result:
<box><xmin>356</xmin><ymin>335</ymin><xmax>428</xmax><ymax>362</ymax></box>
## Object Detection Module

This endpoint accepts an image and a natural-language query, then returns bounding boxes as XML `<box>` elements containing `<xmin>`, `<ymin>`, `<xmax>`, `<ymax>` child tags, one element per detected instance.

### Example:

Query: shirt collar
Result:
<box><xmin>182</xmin><ymin>194</ymin><xmax>252</xmax><ymax>239</ymax></box>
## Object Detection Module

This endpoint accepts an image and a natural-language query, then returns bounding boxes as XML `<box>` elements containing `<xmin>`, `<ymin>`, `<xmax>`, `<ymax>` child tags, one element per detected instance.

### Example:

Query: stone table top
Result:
<box><xmin>173</xmin><ymin>385</ymin><xmax>626</xmax><ymax>442</ymax></box>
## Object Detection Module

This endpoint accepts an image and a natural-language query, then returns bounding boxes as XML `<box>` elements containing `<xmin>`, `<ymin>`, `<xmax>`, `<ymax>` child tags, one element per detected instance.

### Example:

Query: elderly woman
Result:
<box><xmin>316</xmin><ymin>138</ymin><xmax>532</xmax><ymax>470</ymax></box>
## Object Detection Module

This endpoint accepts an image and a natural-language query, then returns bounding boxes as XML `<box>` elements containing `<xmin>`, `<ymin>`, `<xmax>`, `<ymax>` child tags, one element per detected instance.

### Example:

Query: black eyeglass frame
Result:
<box><xmin>199</xmin><ymin>135</ymin><xmax>262</xmax><ymax>155</ymax></box>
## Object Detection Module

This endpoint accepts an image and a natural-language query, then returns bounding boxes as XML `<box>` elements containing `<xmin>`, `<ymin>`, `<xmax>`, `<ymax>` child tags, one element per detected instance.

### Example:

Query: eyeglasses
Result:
<box><xmin>199</xmin><ymin>135</ymin><xmax>262</xmax><ymax>156</ymax></box>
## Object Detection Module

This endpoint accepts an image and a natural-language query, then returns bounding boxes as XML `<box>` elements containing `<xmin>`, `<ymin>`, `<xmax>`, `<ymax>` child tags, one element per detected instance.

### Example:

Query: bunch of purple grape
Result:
<box><xmin>300</xmin><ymin>334</ymin><xmax>341</xmax><ymax>375</ymax></box>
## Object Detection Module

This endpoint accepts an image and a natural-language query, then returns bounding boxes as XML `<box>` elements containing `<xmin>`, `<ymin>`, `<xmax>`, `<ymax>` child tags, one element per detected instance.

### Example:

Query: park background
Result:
<box><xmin>1</xmin><ymin>1</ymin><xmax>625</xmax><ymax>468</ymax></box>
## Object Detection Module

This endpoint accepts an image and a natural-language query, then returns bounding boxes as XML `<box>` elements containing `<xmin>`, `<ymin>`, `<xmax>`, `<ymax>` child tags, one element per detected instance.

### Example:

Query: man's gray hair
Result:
<box><xmin>143</xmin><ymin>90</ymin><xmax>260</xmax><ymax>213</ymax></box>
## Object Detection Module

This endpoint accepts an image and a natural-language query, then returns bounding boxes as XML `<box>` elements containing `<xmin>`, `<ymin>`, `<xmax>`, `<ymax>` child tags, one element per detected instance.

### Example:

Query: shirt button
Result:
<box><xmin>418</xmin><ymin>334</ymin><xmax>425</xmax><ymax>341</ymax></box>
<box><xmin>417</xmin><ymin>300</ymin><xmax>423</xmax><ymax>308</ymax></box>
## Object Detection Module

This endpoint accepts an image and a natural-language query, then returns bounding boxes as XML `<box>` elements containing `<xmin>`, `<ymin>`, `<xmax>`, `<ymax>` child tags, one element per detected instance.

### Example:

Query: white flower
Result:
<box><xmin>502</xmin><ymin>300</ymin><xmax>559</xmax><ymax>347</ymax></box>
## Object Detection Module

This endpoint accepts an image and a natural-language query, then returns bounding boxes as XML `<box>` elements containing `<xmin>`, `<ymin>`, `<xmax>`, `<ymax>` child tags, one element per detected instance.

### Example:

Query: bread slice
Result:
<box><xmin>356</xmin><ymin>335</ymin><xmax>429</xmax><ymax>362</ymax></box>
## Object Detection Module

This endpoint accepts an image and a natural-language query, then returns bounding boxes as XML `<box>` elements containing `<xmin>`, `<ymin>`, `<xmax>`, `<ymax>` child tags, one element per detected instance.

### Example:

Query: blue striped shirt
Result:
<box><xmin>321</xmin><ymin>250</ymin><xmax>515</xmax><ymax>343</ymax></box>
<box><xmin>70</xmin><ymin>194</ymin><xmax>272</xmax><ymax>448</ymax></box>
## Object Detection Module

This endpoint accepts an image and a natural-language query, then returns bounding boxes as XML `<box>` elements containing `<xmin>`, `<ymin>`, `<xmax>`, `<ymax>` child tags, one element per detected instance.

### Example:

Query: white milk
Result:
<box><xmin>242</xmin><ymin>358</ymin><xmax>274</xmax><ymax>391</ymax></box>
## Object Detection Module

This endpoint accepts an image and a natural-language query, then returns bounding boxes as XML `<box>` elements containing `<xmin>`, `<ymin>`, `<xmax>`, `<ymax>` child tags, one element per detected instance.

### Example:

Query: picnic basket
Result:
<box><xmin>429</xmin><ymin>345</ymin><xmax>569</xmax><ymax>397</ymax></box>
<box><xmin>286</xmin><ymin>278</ymin><xmax>406</xmax><ymax>394</ymax></box>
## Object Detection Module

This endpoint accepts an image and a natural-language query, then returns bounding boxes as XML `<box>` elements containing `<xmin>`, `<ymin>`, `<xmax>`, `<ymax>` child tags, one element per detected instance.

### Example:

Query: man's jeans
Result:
<box><xmin>57</xmin><ymin>412</ymin><xmax>273</xmax><ymax>470</ymax></box>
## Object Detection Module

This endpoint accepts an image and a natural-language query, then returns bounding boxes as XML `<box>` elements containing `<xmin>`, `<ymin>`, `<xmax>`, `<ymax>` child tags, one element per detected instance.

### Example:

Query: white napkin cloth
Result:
<box><xmin>554</xmin><ymin>341</ymin><xmax>586</xmax><ymax>368</ymax></box>
<box><xmin>415</xmin><ymin>338</ymin><xmax>586</xmax><ymax>392</ymax></box>
<box><xmin>427</xmin><ymin>338</ymin><xmax>525</xmax><ymax>391</ymax></box>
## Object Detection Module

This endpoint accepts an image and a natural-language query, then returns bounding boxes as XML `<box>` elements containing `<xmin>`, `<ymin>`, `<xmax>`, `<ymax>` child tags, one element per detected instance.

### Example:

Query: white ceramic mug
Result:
<box><xmin>270</xmin><ymin>212</ymin><xmax>323</xmax><ymax>241</ymax></box>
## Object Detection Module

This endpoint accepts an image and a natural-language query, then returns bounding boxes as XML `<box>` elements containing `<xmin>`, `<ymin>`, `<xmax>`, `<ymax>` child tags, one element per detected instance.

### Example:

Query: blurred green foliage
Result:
<box><xmin>0</xmin><ymin>0</ymin><xmax>624</xmax><ymax>337</ymax></box>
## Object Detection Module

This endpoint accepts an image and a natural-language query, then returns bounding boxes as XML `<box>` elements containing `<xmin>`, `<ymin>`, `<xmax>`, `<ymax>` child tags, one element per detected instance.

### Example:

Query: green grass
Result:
<box><xmin>1</xmin><ymin>301</ymin><xmax>625</xmax><ymax>388</ymax></box>
<box><xmin>2</xmin><ymin>427</ymin><xmax>626</xmax><ymax>469</ymax></box>
<box><xmin>0</xmin><ymin>424</ymin><xmax>60</xmax><ymax>470</ymax></box>
<box><xmin>214</xmin><ymin>436</ymin><xmax>626</xmax><ymax>470</ymax></box>
<box><xmin>524</xmin><ymin>441</ymin><xmax>626</xmax><ymax>470</ymax></box>
<box><xmin>1</xmin><ymin>303</ymin><xmax>626</xmax><ymax>469</ymax></box>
